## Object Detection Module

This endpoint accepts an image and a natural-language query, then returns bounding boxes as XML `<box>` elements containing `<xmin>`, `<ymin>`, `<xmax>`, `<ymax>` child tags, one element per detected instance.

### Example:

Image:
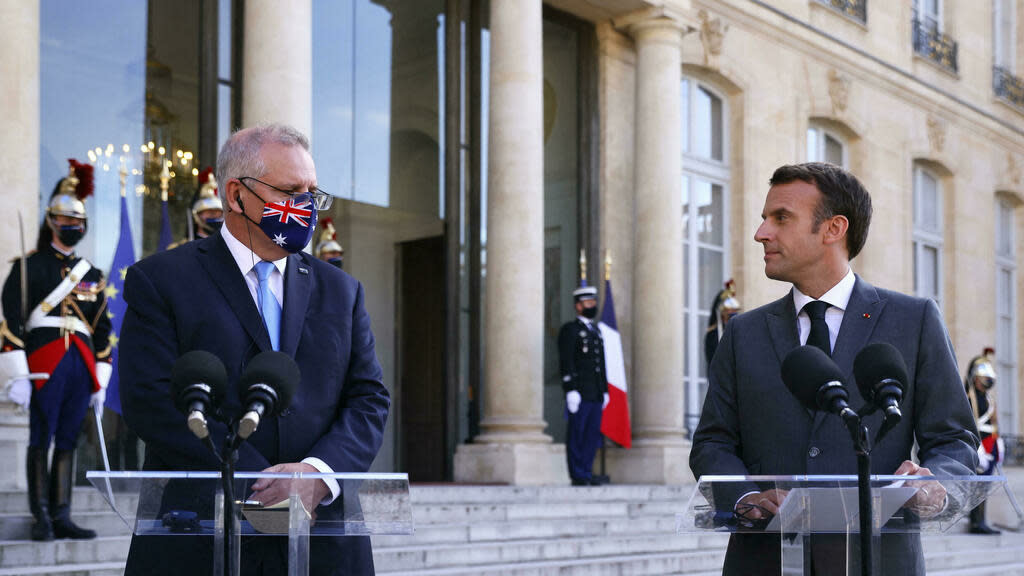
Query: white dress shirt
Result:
<box><xmin>220</xmin><ymin>225</ymin><xmax>340</xmax><ymax>504</ymax></box>
<box><xmin>792</xmin><ymin>267</ymin><xmax>856</xmax><ymax>354</ymax></box>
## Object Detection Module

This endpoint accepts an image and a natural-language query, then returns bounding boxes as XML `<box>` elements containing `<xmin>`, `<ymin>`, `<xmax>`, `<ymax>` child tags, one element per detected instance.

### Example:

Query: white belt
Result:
<box><xmin>25</xmin><ymin>315</ymin><xmax>91</xmax><ymax>337</ymax></box>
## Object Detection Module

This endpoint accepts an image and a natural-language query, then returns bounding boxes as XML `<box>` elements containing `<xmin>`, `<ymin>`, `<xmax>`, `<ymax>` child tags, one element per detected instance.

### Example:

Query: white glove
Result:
<box><xmin>95</xmin><ymin>361</ymin><xmax>112</xmax><ymax>390</ymax></box>
<box><xmin>1</xmin><ymin>350</ymin><xmax>32</xmax><ymax>410</ymax></box>
<box><xmin>566</xmin><ymin>390</ymin><xmax>581</xmax><ymax>414</ymax></box>
<box><xmin>977</xmin><ymin>444</ymin><xmax>993</xmax><ymax>473</ymax></box>
<box><xmin>997</xmin><ymin>437</ymin><xmax>1006</xmax><ymax>465</ymax></box>
<box><xmin>8</xmin><ymin>379</ymin><xmax>31</xmax><ymax>410</ymax></box>
<box><xmin>602</xmin><ymin>393</ymin><xmax>610</xmax><ymax>410</ymax></box>
<box><xmin>90</xmin><ymin>388</ymin><xmax>106</xmax><ymax>413</ymax></box>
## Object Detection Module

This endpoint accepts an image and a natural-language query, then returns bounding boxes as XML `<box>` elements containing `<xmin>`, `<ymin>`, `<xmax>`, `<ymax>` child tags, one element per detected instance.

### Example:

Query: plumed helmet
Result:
<box><xmin>315</xmin><ymin>218</ymin><xmax>344</xmax><ymax>257</ymax></box>
<box><xmin>192</xmin><ymin>167</ymin><xmax>222</xmax><ymax>216</ymax></box>
<box><xmin>968</xmin><ymin>348</ymin><xmax>997</xmax><ymax>390</ymax></box>
<box><xmin>48</xmin><ymin>159</ymin><xmax>93</xmax><ymax>220</ymax></box>
<box><xmin>718</xmin><ymin>279</ymin><xmax>741</xmax><ymax>325</ymax></box>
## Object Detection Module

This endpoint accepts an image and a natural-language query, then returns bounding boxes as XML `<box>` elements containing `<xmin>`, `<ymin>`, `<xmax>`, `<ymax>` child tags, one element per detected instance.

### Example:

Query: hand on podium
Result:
<box><xmin>735</xmin><ymin>489</ymin><xmax>788</xmax><ymax>524</ymax></box>
<box><xmin>248</xmin><ymin>462</ymin><xmax>331</xmax><ymax>521</ymax></box>
<box><xmin>895</xmin><ymin>460</ymin><xmax>946</xmax><ymax>518</ymax></box>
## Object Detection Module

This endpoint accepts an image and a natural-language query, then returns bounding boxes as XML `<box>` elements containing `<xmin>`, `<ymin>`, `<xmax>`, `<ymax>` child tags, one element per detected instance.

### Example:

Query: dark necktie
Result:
<box><xmin>803</xmin><ymin>300</ymin><xmax>831</xmax><ymax>357</ymax></box>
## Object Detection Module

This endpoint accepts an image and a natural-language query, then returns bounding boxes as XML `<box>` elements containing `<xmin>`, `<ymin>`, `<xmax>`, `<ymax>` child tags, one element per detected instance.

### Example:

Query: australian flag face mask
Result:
<box><xmin>241</xmin><ymin>184</ymin><xmax>318</xmax><ymax>253</ymax></box>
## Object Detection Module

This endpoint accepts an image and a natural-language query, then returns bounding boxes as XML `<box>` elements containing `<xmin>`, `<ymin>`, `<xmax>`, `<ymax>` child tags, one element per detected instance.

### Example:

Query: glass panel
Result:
<box><xmin>917</xmin><ymin>170</ymin><xmax>939</xmax><ymax>232</ymax></box>
<box><xmin>825</xmin><ymin>134</ymin><xmax>843</xmax><ymax>166</ymax></box>
<box><xmin>921</xmin><ymin>244</ymin><xmax>939</xmax><ymax>301</ymax></box>
<box><xmin>697</xmin><ymin>183</ymin><xmax>724</xmax><ymax>246</ymax></box>
<box><xmin>997</xmin><ymin>201</ymin><xmax>1014</xmax><ymax>256</ymax></box>
<box><xmin>680</xmin><ymin>78</ymin><xmax>690</xmax><ymax>155</ymax></box>
<box><xmin>807</xmin><ymin>128</ymin><xmax>819</xmax><ymax>162</ymax></box>
<box><xmin>218</xmin><ymin>0</ymin><xmax>232</xmax><ymax>81</ymax></box>
<box><xmin>698</xmin><ymin>312</ymin><xmax>710</xmax><ymax>378</ymax></box>
<box><xmin>217</xmin><ymin>84</ymin><xmax>232</xmax><ymax>155</ymax></box>
<box><xmin>681</xmin><ymin>175</ymin><xmax>691</xmax><ymax>238</ymax></box>
<box><xmin>694</xmin><ymin>87</ymin><xmax>724</xmax><ymax>161</ymax></box>
<box><xmin>699</xmin><ymin>248</ymin><xmax>724</xmax><ymax>309</ymax></box>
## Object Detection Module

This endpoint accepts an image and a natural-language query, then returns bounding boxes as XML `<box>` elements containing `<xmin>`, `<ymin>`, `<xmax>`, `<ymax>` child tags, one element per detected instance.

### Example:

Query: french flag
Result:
<box><xmin>599</xmin><ymin>279</ymin><xmax>632</xmax><ymax>448</ymax></box>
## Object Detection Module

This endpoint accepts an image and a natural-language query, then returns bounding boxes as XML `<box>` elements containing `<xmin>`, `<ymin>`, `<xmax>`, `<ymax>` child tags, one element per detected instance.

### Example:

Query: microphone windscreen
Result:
<box><xmin>239</xmin><ymin>351</ymin><xmax>300</xmax><ymax>413</ymax></box>
<box><xmin>170</xmin><ymin>350</ymin><xmax>227</xmax><ymax>412</ymax></box>
<box><xmin>853</xmin><ymin>342</ymin><xmax>908</xmax><ymax>400</ymax></box>
<box><xmin>781</xmin><ymin>345</ymin><xmax>846</xmax><ymax>410</ymax></box>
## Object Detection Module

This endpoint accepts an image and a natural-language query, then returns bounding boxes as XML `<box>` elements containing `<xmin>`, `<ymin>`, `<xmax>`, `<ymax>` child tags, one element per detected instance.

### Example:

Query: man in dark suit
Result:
<box><xmin>119</xmin><ymin>123</ymin><xmax>390</xmax><ymax>575</ymax></box>
<box><xmin>690</xmin><ymin>162</ymin><xmax>978</xmax><ymax>575</ymax></box>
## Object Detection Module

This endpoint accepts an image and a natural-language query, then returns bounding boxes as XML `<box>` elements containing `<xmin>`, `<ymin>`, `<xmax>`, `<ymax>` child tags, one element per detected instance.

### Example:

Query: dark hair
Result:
<box><xmin>769</xmin><ymin>162</ymin><xmax>873</xmax><ymax>259</ymax></box>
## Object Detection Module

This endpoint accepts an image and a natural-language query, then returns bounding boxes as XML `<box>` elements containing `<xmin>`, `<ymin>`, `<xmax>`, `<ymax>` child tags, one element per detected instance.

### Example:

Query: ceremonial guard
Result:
<box><xmin>559</xmin><ymin>258</ymin><xmax>608</xmax><ymax>486</ymax></box>
<box><xmin>704</xmin><ymin>279</ymin><xmax>741</xmax><ymax>366</ymax></box>
<box><xmin>965</xmin><ymin>348</ymin><xmax>1002</xmax><ymax>534</ymax></box>
<box><xmin>170</xmin><ymin>167</ymin><xmax>223</xmax><ymax>249</ymax></box>
<box><xmin>0</xmin><ymin>159</ymin><xmax>112</xmax><ymax>541</ymax></box>
<box><xmin>315</xmin><ymin>218</ymin><xmax>345</xmax><ymax>269</ymax></box>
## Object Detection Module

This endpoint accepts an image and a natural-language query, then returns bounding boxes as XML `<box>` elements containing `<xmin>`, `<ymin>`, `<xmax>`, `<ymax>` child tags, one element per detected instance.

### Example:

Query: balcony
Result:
<box><xmin>994</xmin><ymin>66</ymin><xmax>1024</xmax><ymax>112</ymax></box>
<box><xmin>815</xmin><ymin>0</ymin><xmax>867</xmax><ymax>25</ymax></box>
<box><xmin>912</xmin><ymin>19</ymin><xmax>958</xmax><ymax>74</ymax></box>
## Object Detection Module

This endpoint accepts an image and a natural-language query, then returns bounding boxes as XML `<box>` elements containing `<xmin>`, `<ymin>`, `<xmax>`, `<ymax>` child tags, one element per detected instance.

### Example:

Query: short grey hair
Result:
<box><xmin>216</xmin><ymin>123</ymin><xmax>311</xmax><ymax>200</ymax></box>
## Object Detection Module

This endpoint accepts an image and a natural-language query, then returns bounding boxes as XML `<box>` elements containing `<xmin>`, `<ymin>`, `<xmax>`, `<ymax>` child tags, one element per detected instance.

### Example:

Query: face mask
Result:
<box><xmin>327</xmin><ymin>257</ymin><xmax>344</xmax><ymax>269</ymax></box>
<box><xmin>56</xmin><ymin>225</ymin><xmax>85</xmax><ymax>247</ymax></box>
<box><xmin>201</xmin><ymin>217</ymin><xmax>224</xmax><ymax>233</ymax></box>
<box><xmin>581</xmin><ymin>306</ymin><xmax>598</xmax><ymax>319</ymax></box>
<box><xmin>241</xmin><ymin>186</ymin><xmax>317</xmax><ymax>254</ymax></box>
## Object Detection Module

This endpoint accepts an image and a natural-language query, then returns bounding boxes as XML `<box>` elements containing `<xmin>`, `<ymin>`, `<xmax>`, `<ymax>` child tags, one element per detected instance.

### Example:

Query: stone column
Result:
<box><xmin>0</xmin><ymin>0</ymin><xmax>38</xmax><ymax>490</ymax></box>
<box><xmin>606</xmin><ymin>10</ymin><xmax>693</xmax><ymax>484</ymax></box>
<box><xmin>242</xmin><ymin>0</ymin><xmax>313</xmax><ymax>137</ymax></box>
<box><xmin>454</xmin><ymin>0</ymin><xmax>567</xmax><ymax>485</ymax></box>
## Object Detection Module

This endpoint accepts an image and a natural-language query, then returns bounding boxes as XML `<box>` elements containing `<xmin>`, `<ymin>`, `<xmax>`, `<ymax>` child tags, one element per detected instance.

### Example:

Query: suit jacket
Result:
<box><xmin>119</xmin><ymin>233</ymin><xmax>390</xmax><ymax>575</ymax></box>
<box><xmin>690</xmin><ymin>275</ymin><xmax>978</xmax><ymax>576</ymax></box>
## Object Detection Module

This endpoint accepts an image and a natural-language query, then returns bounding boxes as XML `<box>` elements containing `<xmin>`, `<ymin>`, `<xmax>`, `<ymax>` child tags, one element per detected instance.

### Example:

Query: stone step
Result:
<box><xmin>374</xmin><ymin>532</ymin><xmax>731</xmax><ymax>573</ymax></box>
<box><xmin>930</xmin><ymin>562</ymin><xmax>1024</xmax><ymax>576</ymax></box>
<box><xmin>0</xmin><ymin>536</ymin><xmax>130</xmax><ymax>569</ymax></box>
<box><xmin>0</xmin><ymin>489</ymin><xmax>126</xmax><ymax>516</ymax></box>
<box><xmin>0</xmin><ymin>512</ymin><xmax>130</xmax><ymax>540</ymax></box>
<box><xmin>407</xmin><ymin>484</ymin><xmax>690</xmax><ymax>505</ymax></box>
<box><xmin>0</xmin><ymin>561</ymin><xmax>125</xmax><ymax>576</ymax></box>
<box><xmin>411</xmin><ymin>498</ymin><xmax>683</xmax><ymax>525</ymax></box>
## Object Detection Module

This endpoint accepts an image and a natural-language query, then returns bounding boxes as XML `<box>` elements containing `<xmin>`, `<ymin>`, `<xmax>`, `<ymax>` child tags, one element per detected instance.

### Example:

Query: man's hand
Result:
<box><xmin>249</xmin><ymin>462</ymin><xmax>330</xmax><ymax>519</ymax></box>
<box><xmin>736</xmin><ymin>489</ymin><xmax>788</xmax><ymax>520</ymax></box>
<box><xmin>895</xmin><ymin>460</ymin><xmax>946</xmax><ymax>517</ymax></box>
<box><xmin>566</xmin><ymin>390</ymin><xmax>581</xmax><ymax>414</ymax></box>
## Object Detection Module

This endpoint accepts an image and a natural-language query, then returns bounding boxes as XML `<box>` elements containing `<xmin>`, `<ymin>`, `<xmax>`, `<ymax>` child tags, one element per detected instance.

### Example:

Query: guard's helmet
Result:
<box><xmin>48</xmin><ymin>159</ymin><xmax>93</xmax><ymax>221</ymax></box>
<box><xmin>718</xmin><ymin>279</ymin><xmax>741</xmax><ymax>326</ymax></box>
<box><xmin>315</xmin><ymin>218</ymin><xmax>344</xmax><ymax>258</ymax></box>
<box><xmin>968</xmin><ymin>348</ymin><xmax>997</xmax><ymax>391</ymax></box>
<box><xmin>191</xmin><ymin>167</ymin><xmax>223</xmax><ymax>237</ymax></box>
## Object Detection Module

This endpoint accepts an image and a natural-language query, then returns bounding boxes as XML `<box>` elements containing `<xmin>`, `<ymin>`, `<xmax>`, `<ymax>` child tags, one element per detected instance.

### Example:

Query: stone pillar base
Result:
<box><xmin>0</xmin><ymin>403</ymin><xmax>29</xmax><ymax>490</ymax></box>
<box><xmin>454</xmin><ymin>442</ymin><xmax>570</xmax><ymax>485</ymax></box>
<box><xmin>604</xmin><ymin>438</ymin><xmax>694</xmax><ymax>484</ymax></box>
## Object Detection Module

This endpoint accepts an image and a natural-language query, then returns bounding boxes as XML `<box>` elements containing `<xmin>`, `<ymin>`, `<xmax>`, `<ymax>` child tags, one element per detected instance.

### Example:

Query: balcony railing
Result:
<box><xmin>994</xmin><ymin>66</ymin><xmax>1024</xmax><ymax>111</ymax></box>
<box><xmin>816</xmin><ymin>0</ymin><xmax>867</xmax><ymax>24</ymax></box>
<box><xmin>912</xmin><ymin>19</ymin><xmax>958</xmax><ymax>74</ymax></box>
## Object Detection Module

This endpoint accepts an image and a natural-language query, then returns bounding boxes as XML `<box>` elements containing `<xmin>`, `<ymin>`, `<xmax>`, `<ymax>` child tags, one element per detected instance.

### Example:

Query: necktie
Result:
<box><xmin>803</xmin><ymin>300</ymin><xmax>831</xmax><ymax>357</ymax></box>
<box><xmin>254</xmin><ymin>261</ymin><xmax>281</xmax><ymax>351</ymax></box>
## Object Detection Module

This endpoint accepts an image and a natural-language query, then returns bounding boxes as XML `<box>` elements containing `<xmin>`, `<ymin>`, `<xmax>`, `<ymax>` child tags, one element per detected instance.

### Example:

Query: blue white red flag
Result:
<box><xmin>599</xmin><ymin>279</ymin><xmax>632</xmax><ymax>448</ymax></box>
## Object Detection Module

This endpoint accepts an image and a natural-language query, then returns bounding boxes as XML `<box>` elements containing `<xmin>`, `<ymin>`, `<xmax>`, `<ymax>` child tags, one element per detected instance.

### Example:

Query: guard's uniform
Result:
<box><xmin>965</xmin><ymin>350</ymin><xmax>1001</xmax><ymax>534</ymax></box>
<box><xmin>559</xmin><ymin>316</ymin><xmax>607</xmax><ymax>483</ymax></box>
<box><xmin>0</xmin><ymin>159</ymin><xmax>110</xmax><ymax>541</ymax></box>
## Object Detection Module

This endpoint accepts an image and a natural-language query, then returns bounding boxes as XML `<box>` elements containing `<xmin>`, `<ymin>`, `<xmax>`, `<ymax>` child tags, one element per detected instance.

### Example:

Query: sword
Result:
<box><xmin>17</xmin><ymin>211</ymin><xmax>27</xmax><ymax>322</ymax></box>
<box><xmin>93</xmin><ymin>406</ymin><xmax>116</xmax><ymax>507</ymax></box>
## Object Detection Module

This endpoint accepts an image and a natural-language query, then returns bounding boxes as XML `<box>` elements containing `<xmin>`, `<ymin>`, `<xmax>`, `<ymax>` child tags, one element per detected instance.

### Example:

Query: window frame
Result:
<box><xmin>912</xmin><ymin>164</ymin><xmax>944</xmax><ymax>309</ymax></box>
<box><xmin>996</xmin><ymin>196</ymin><xmax>1019</xmax><ymax>434</ymax></box>
<box><xmin>806</xmin><ymin>123</ymin><xmax>849</xmax><ymax>168</ymax></box>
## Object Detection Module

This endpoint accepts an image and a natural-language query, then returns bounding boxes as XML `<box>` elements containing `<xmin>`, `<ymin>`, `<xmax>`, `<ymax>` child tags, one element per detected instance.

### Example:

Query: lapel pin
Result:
<box><xmin>299</xmin><ymin>267</ymin><xmax>309</xmax><ymax>275</ymax></box>
<box><xmin>862</xmin><ymin>313</ymin><xmax>870</xmax><ymax>319</ymax></box>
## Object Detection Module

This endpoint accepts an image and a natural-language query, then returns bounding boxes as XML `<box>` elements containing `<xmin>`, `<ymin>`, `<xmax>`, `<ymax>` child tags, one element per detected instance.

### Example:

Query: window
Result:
<box><xmin>994</xmin><ymin>0</ymin><xmax>1016</xmax><ymax>71</ymax></box>
<box><xmin>912</xmin><ymin>165</ymin><xmax>943</xmax><ymax>309</ymax></box>
<box><xmin>807</xmin><ymin>124</ymin><xmax>847</xmax><ymax>167</ymax></box>
<box><xmin>996</xmin><ymin>197</ymin><xmax>1018</xmax><ymax>434</ymax></box>
<box><xmin>681</xmin><ymin>77</ymin><xmax>729</xmax><ymax>435</ymax></box>
<box><xmin>915</xmin><ymin>0</ymin><xmax>942</xmax><ymax>33</ymax></box>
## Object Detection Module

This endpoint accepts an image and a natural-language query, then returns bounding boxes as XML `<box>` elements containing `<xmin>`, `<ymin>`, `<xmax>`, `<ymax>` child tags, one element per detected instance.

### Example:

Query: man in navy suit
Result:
<box><xmin>119</xmin><ymin>123</ymin><xmax>389</xmax><ymax>575</ymax></box>
<box><xmin>690</xmin><ymin>162</ymin><xmax>978</xmax><ymax>575</ymax></box>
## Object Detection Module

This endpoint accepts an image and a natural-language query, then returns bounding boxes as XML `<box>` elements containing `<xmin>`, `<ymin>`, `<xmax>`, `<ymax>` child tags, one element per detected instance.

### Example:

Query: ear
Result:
<box><xmin>223</xmin><ymin>179</ymin><xmax>243</xmax><ymax>214</ymax></box>
<box><xmin>822</xmin><ymin>214</ymin><xmax>849</xmax><ymax>248</ymax></box>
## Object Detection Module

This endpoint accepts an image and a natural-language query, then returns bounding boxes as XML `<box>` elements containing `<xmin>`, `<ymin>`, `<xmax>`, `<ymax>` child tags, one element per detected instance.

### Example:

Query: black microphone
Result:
<box><xmin>781</xmin><ymin>345</ymin><xmax>858</xmax><ymax>425</ymax></box>
<box><xmin>853</xmin><ymin>342</ymin><xmax>908</xmax><ymax>423</ymax></box>
<box><xmin>236</xmin><ymin>351</ymin><xmax>299</xmax><ymax>439</ymax></box>
<box><xmin>171</xmin><ymin>350</ymin><xmax>227</xmax><ymax>440</ymax></box>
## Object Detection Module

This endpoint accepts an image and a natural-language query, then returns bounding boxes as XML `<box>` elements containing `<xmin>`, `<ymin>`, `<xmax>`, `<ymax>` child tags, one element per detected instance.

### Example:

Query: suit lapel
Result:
<box><xmin>197</xmin><ymin>234</ymin><xmax>272</xmax><ymax>352</ymax></box>
<box><xmin>279</xmin><ymin>253</ymin><xmax>311</xmax><ymax>357</ymax></box>
<box><xmin>811</xmin><ymin>275</ymin><xmax>886</xmax><ymax>433</ymax></box>
<box><xmin>765</xmin><ymin>291</ymin><xmax>799</xmax><ymax>366</ymax></box>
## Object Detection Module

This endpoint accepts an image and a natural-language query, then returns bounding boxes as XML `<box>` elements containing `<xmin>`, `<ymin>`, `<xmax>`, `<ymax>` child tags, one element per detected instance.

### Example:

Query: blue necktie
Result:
<box><xmin>254</xmin><ymin>261</ymin><xmax>281</xmax><ymax>351</ymax></box>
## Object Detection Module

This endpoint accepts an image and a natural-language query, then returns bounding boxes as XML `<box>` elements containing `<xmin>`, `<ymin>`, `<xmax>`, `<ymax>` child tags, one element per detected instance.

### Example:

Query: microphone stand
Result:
<box><xmin>843</xmin><ymin>414</ymin><xmax>874</xmax><ymax>576</ymax></box>
<box><xmin>216</xmin><ymin>424</ymin><xmax>243</xmax><ymax>576</ymax></box>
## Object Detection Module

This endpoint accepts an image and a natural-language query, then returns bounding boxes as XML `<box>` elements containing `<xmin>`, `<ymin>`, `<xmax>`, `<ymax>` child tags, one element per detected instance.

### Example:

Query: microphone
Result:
<box><xmin>171</xmin><ymin>350</ymin><xmax>227</xmax><ymax>440</ymax></box>
<box><xmin>236</xmin><ymin>351</ymin><xmax>299</xmax><ymax>439</ymax></box>
<box><xmin>781</xmin><ymin>345</ymin><xmax>858</xmax><ymax>425</ymax></box>
<box><xmin>853</xmin><ymin>342</ymin><xmax>908</xmax><ymax>423</ymax></box>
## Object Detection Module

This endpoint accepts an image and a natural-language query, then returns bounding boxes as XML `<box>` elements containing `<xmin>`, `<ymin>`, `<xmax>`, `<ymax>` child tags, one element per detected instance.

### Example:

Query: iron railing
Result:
<box><xmin>912</xmin><ymin>19</ymin><xmax>958</xmax><ymax>74</ymax></box>
<box><xmin>994</xmin><ymin>66</ymin><xmax>1024</xmax><ymax>111</ymax></box>
<box><xmin>816</xmin><ymin>0</ymin><xmax>867</xmax><ymax>24</ymax></box>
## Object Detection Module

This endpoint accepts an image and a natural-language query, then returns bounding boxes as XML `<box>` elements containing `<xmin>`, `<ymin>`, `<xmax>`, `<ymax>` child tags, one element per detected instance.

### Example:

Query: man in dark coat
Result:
<box><xmin>120</xmin><ymin>123</ymin><xmax>389</xmax><ymax>575</ymax></box>
<box><xmin>690</xmin><ymin>162</ymin><xmax>978</xmax><ymax>575</ymax></box>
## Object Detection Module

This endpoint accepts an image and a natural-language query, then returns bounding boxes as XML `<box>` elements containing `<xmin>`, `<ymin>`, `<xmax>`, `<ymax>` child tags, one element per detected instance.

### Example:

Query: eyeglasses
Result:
<box><xmin>733</xmin><ymin>502</ymin><xmax>774</xmax><ymax>530</ymax></box>
<box><xmin>238</xmin><ymin>176</ymin><xmax>333</xmax><ymax>210</ymax></box>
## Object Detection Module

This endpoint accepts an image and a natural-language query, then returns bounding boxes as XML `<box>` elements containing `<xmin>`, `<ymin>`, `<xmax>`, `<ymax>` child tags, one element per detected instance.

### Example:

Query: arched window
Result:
<box><xmin>807</xmin><ymin>124</ymin><xmax>847</xmax><ymax>167</ymax></box>
<box><xmin>913</xmin><ymin>164</ymin><xmax>944</xmax><ymax>309</ymax></box>
<box><xmin>681</xmin><ymin>77</ymin><xmax>729</xmax><ymax>435</ymax></box>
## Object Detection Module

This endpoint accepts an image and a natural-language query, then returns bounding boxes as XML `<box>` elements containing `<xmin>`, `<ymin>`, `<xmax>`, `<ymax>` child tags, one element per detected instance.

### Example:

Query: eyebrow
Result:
<box><xmin>761</xmin><ymin>207</ymin><xmax>793</xmax><ymax>220</ymax></box>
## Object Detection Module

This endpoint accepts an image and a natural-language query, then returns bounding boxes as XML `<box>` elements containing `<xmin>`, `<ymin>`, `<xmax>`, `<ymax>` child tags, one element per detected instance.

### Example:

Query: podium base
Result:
<box><xmin>454</xmin><ymin>442</ymin><xmax>569</xmax><ymax>485</ymax></box>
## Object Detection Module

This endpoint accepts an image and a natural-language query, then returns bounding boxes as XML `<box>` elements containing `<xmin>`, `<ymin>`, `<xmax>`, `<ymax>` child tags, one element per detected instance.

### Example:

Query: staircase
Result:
<box><xmin>2</xmin><ymin>484</ymin><xmax>1024</xmax><ymax>574</ymax></box>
